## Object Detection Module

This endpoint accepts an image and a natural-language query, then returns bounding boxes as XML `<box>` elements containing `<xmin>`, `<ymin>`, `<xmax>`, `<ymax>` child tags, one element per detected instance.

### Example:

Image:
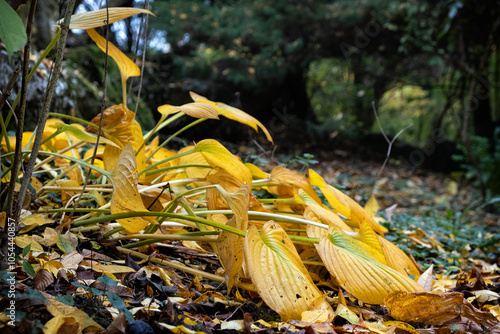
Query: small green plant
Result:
<box><xmin>453</xmin><ymin>127</ymin><xmax>500</xmax><ymax>196</ymax></box>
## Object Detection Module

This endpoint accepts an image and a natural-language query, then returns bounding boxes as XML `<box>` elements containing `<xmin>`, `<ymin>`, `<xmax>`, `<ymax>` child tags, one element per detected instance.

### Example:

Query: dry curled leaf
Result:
<box><xmin>385</xmin><ymin>291</ymin><xmax>499</xmax><ymax>329</ymax></box>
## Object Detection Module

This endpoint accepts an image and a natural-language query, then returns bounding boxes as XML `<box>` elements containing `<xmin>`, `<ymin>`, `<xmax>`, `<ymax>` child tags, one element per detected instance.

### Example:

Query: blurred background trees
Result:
<box><xmin>3</xmin><ymin>0</ymin><xmax>500</xmax><ymax>194</ymax></box>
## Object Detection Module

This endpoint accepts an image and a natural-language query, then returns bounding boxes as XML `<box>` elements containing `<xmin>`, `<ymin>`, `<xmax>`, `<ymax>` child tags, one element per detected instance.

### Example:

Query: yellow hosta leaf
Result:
<box><xmin>64</xmin><ymin>7</ymin><xmax>154</xmax><ymax>30</ymax></box>
<box><xmin>244</xmin><ymin>222</ymin><xmax>333</xmax><ymax>321</ymax></box>
<box><xmin>269</xmin><ymin>167</ymin><xmax>321</xmax><ymax>204</ymax></box>
<box><xmin>87</xmin><ymin>28</ymin><xmax>140</xmax><ymax>104</ymax></box>
<box><xmin>111</xmin><ymin>145</ymin><xmax>157</xmax><ymax>233</ymax></box>
<box><xmin>308</xmin><ymin>169</ymin><xmax>351</xmax><ymax>219</ymax></box>
<box><xmin>309</xmin><ymin>171</ymin><xmax>386</xmax><ymax>235</ymax></box>
<box><xmin>350</xmin><ymin>221</ymin><xmax>387</xmax><ymax>265</ymax></box>
<box><xmin>46</xmin><ymin>298</ymin><xmax>103</xmax><ymax>332</ymax></box>
<box><xmin>317</xmin><ymin>230</ymin><xmax>424</xmax><ymax>305</ymax></box>
<box><xmin>245</xmin><ymin>163</ymin><xmax>270</xmax><ymax>179</ymax></box>
<box><xmin>178</xmin><ymin>146</ymin><xmax>211</xmax><ymax>182</ymax></box>
<box><xmin>15</xmin><ymin>235</ymin><xmax>44</xmax><ymax>252</ymax></box>
<box><xmin>194</xmin><ymin>139</ymin><xmax>252</xmax><ymax>186</ymax></box>
<box><xmin>87</xmin><ymin>104</ymin><xmax>145</xmax><ymax>172</ymax></box>
<box><xmin>377</xmin><ymin>236</ymin><xmax>421</xmax><ymax>279</ymax></box>
<box><xmin>158</xmin><ymin>103</ymin><xmax>219</xmax><ymax>119</ymax></box>
<box><xmin>144</xmin><ymin>137</ymin><xmax>178</xmax><ymax>183</ymax></box>
<box><xmin>83</xmin><ymin>145</ymin><xmax>105</xmax><ymax>177</ymax></box>
<box><xmin>190</xmin><ymin>91</ymin><xmax>273</xmax><ymax>143</ymax></box>
<box><xmin>297</xmin><ymin>190</ymin><xmax>351</xmax><ymax>231</ymax></box>
<box><xmin>19</xmin><ymin>214</ymin><xmax>54</xmax><ymax>234</ymax></box>
<box><xmin>216</xmin><ymin>186</ymin><xmax>249</xmax><ymax>290</ymax></box>
<box><xmin>364</xmin><ymin>194</ymin><xmax>379</xmax><ymax>217</ymax></box>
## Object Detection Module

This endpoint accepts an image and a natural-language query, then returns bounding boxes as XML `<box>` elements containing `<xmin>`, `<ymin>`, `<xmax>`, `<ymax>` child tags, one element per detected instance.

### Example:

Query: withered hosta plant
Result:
<box><xmin>4</xmin><ymin>5</ymin><xmax>496</xmax><ymax>333</ymax></box>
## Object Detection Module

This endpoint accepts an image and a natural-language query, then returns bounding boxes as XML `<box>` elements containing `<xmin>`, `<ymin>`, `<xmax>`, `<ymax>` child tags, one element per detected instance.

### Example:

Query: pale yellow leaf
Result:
<box><xmin>65</xmin><ymin>7</ymin><xmax>154</xmax><ymax>30</ymax></box>
<box><xmin>190</xmin><ymin>91</ymin><xmax>273</xmax><ymax>143</ymax></box>
<box><xmin>364</xmin><ymin>194</ymin><xmax>379</xmax><ymax>217</ymax></box>
<box><xmin>19</xmin><ymin>214</ymin><xmax>53</xmax><ymax>234</ymax></box>
<box><xmin>111</xmin><ymin>145</ymin><xmax>157</xmax><ymax>233</ymax></box>
<box><xmin>309</xmin><ymin>171</ymin><xmax>386</xmax><ymax>235</ymax></box>
<box><xmin>244</xmin><ymin>222</ymin><xmax>333</xmax><ymax>321</ymax></box>
<box><xmin>417</xmin><ymin>264</ymin><xmax>433</xmax><ymax>291</ymax></box>
<box><xmin>87</xmin><ymin>28</ymin><xmax>140</xmax><ymax>101</ymax></box>
<box><xmin>297</xmin><ymin>190</ymin><xmax>351</xmax><ymax>231</ymax></box>
<box><xmin>194</xmin><ymin>139</ymin><xmax>252</xmax><ymax>186</ymax></box>
<box><xmin>15</xmin><ymin>235</ymin><xmax>44</xmax><ymax>252</ymax></box>
<box><xmin>92</xmin><ymin>263</ymin><xmax>136</xmax><ymax>273</ymax></box>
<box><xmin>245</xmin><ymin>162</ymin><xmax>270</xmax><ymax>179</ymax></box>
<box><xmin>308</xmin><ymin>169</ymin><xmax>351</xmax><ymax>219</ymax></box>
<box><xmin>216</xmin><ymin>186</ymin><xmax>249</xmax><ymax>290</ymax></box>
<box><xmin>317</xmin><ymin>230</ymin><xmax>424</xmax><ymax>305</ymax></box>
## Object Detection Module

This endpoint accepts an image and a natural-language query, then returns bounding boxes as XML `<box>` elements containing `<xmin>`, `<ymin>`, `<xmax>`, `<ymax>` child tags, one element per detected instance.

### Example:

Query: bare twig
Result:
<box><xmin>134</xmin><ymin>0</ymin><xmax>150</xmax><ymax>114</ymax></box>
<box><xmin>69</xmin><ymin>3</ymin><xmax>109</xmax><ymax>219</ymax></box>
<box><xmin>372</xmin><ymin>101</ymin><xmax>413</xmax><ymax>177</ymax></box>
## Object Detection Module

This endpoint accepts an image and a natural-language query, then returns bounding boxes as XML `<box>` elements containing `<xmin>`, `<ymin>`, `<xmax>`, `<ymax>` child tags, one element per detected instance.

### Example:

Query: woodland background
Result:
<box><xmin>3</xmin><ymin>0</ymin><xmax>500</xmax><ymax>198</ymax></box>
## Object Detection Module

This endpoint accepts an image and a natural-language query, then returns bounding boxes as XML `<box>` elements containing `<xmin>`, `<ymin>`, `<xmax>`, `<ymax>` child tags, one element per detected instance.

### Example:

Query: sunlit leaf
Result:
<box><xmin>364</xmin><ymin>194</ymin><xmax>379</xmax><ymax>217</ymax></box>
<box><xmin>309</xmin><ymin>169</ymin><xmax>386</xmax><ymax>235</ymax></box>
<box><xmin>110</xmin><ymin>145</ymin><xmax>157</xmax><ymax>233</ymax></box>
<box><xmin>418</xmin><ymin>264</ymin><xmax>433</xmax><ymax>291</ymax></box>
<box><xmin>194</xmin><ymin>139</ymin><xmax>252</xmax><ymax>186</ymax></box>
<box><xmin>244</xmin><ymin>221</ymin><xmax>333</xmax><ymax>321</ymax></box>
<box><xmin>245</xmin><ymin>163</ymin><xmax>270</xmax><ymax>179</ymax></box>
<box><xmin>308</xmin><ymin>169</ymin><xmax>351</xmax><ymax>219</ymax></box>
<box><xmin>92</xmin><ymin>263</ymin><xmax>136</xmax><ymax>273</ymax></box>
<box><xmin>216</xmin><ymin>185</ymin><xmax>249</xmax><ymax>290</ymax></box>
<box><xmin>317</xmin><ymin>230</ymin><xmax>424</xmax><ymax>305</ymax></box>
<box><xmin>190</xmin><ymin>91</ymin><xmax>273</xmax><ymax>143</ymax></box>
<box><xmin>64</xmin><ymin>7</ymin><xmax>154</xmax><ymax>30</ymax></box>
<box><xmin>297</xmin><ymin>189</ymin><xmax>351</xmax><ymax>231</ymax></box>
<box><xmin>158</xmin><ymin>103</ymin><xmax>219</xmax><ymax>119</ymax></box>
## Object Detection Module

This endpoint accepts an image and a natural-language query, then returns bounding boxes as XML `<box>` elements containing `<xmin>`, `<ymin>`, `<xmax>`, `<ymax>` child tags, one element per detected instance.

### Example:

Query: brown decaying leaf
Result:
<box><xmin>216</xmin><ymin>185</ymin><xmax>249</xmax><ymax>291</ymax></box>
<box><xmin>385</xmin><ymin>291</ymin><xmax>500</xmax><ymax>329</ymax></box>
<box><xmin>244</xmin><ymin>221</ymin><xmax>333</xmax><ymax>321</ymax></box>
<box><xmin>86</xmin><ymin>104</ymin><xmax>145</xmax><ymax>173</ymax></box>
<box><xmin>34</xmin><ymin>269</ymin><xmax>54</xmax><ymax>291</ymax></box>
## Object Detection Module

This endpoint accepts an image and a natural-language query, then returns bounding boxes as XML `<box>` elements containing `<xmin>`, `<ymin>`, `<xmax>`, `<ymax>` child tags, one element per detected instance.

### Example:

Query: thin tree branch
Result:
<box><xmin>6</xmin><ymin>0</ymin><xmax>37</xmax><ymax>216</ymax></box>
<box><xmin>372</xmin><ymin>101</ymin><xmax>413</xmax><ymax>177</ymax></box>
<box><xmin>14</xmin><ymin>0</ymin><xmax>77</xmax><ymax>221</ymax></box>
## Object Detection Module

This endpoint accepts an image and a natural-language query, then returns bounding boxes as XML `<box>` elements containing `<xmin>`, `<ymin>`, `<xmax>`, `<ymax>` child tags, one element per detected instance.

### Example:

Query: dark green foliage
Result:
<box><xmin>453</xmin><ymin>127</ymin><xmax>500</xmax><ymax>195</ymax></box>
